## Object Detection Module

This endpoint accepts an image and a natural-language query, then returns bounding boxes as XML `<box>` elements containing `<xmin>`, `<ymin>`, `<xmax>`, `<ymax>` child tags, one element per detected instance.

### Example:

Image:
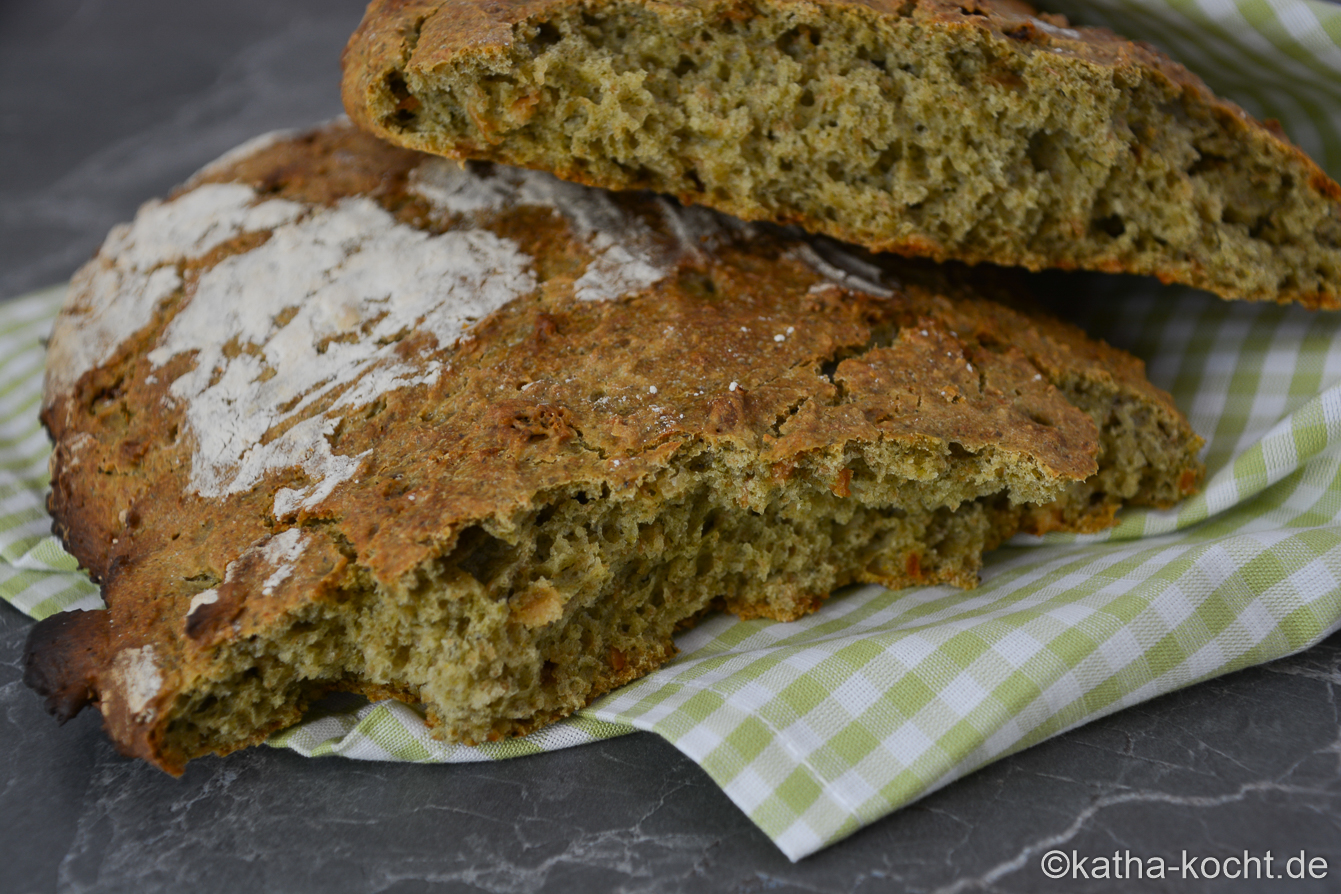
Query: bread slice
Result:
<box><xmin>25</xmin><ymin>121</ymin><xmax>1202</xmax><ymax>773</ymax></box>
<box><xmin>342</xmin><ymin>0</ymin><xmax>1341</xmax><ymax>308</ymax></box>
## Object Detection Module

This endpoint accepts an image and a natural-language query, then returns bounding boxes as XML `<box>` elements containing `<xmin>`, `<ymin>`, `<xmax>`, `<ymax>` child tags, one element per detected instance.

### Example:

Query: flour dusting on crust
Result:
<box><xmin>111</xmin><ymin>646</ymin><xmax>162</xmax><ymax>721</ymax></box>
<box><xmin>187</xmin><ymin>589</ymin><xmax>219</xmax><ymax>620</ymax></box>
<box><xmin>44</xmin><ymin>185</ymin><xmax>305</xmax><ymax>402</ymax></box>
<box><xmin>410</xmin><ymin>160</ymin><xmax>722</xmax><ymax>302</ymax></box>
<box><xmin>187</xmin><ymin>129</ymin><xmax>299</xmax><ymax>184</ymax></box>
<box><xmin>145</xmin><ymin>196</ymin><xmax>536</xmax><ymax>514</ymax></box>
<box><xmin>790</xmin><ymin>242</ymin><xmax>895</xmax><ymax>298</ymax></box>
<box><xmin>258</xmin><ymin>528</ymin><xmax>309</xmax><ymax>596</ymax></box>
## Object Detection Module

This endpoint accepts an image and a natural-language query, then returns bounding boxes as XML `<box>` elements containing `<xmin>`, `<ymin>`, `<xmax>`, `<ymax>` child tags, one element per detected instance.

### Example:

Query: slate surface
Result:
<box><xmin>2</xmin><ymin>2</ymin><xmax>1338</xmax><ymax>891</ymax></box>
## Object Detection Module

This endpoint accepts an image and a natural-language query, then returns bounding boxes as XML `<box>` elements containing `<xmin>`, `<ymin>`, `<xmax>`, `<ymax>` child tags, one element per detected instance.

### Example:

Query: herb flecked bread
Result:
<box><xmin>25</xmin><ymin>121</ymin><xmax>1201</xmax><ymax>773</ymax></box>
<box><xmin>342</xmin><ymin>0</ymin><xmax>1341</xmax><ymax>308</ymax></box>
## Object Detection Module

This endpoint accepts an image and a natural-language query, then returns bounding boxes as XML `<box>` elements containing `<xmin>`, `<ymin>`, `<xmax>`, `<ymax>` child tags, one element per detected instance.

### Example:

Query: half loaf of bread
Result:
<box><xmin>25</xmin><ymin>121</ymin><xmax>1202</xmax><ymax>773</ymax></box>
<box><xmin>343</xmin><ymin>0</ymin><xmax>1341</xmax><ymax>307</ymax></box>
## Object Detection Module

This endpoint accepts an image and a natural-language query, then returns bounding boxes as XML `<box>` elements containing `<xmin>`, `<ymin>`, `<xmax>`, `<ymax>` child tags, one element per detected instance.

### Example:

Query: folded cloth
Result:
<box><xmin>4</xmin><ymin>0</ymin><xmax>1340</xmax><ymax>861</ymax></box>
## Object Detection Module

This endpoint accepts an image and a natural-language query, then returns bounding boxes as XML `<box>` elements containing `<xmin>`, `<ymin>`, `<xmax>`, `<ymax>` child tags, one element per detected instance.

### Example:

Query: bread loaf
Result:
<box><xmin>342</xmin><ymin>0</ymin><xmax>1341</xmax><ymax>307</ymax></box>
<box><xmin>25</xmin><ymin>121</ymin><xmax>1202</xmax><ymax>772</ymax></box>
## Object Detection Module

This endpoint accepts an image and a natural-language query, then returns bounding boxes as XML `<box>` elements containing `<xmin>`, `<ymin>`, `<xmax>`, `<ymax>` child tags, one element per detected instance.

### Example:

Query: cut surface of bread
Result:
<box><xmin>26</xmin><ymin>122</ymin><xmax>1202</xmax><ymax>773</ymax></box>
<box><xmin>342</xmin><ymin>0</ymin><xmax>1341</xmax><ymax>308</ymax></box>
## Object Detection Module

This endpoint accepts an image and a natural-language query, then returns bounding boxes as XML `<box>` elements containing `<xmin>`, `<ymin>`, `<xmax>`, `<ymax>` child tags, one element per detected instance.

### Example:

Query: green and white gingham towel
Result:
<box><xmin>4</xmin><ymin>0</ymin><xmax>1341</xmax><ymax>861</ymax></box>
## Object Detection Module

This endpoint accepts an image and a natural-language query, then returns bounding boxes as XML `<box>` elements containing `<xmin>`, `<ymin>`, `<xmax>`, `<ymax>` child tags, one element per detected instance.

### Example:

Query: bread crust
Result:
<box><xmin>29</xmin><ymin>121</ymin><xmax>1201</xmax><ymax>772</ymax></box>
<box><xmin>342</xmin><ymin>0</ymin><xmax>1341</xmax><ymax>307</ymax></box>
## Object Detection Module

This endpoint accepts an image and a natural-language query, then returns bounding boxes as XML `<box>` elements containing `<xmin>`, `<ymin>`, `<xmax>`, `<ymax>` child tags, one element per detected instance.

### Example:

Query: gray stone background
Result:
<box><xmin>1</xmin><ymin>2</ymin><xmax>1339</xmax><ymax>891</ymax></box>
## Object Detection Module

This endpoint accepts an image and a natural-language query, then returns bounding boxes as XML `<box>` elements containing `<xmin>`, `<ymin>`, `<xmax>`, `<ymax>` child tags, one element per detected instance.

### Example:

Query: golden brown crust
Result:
<box><xmin>343</xmin><ymin>0</ymin><xmax>1341</xmax><ymax>308</ymax></box>
<box><xmin>30</xmin><ymin>121</ymin><xmax>1201</xmax><ymax>771</ymax></box>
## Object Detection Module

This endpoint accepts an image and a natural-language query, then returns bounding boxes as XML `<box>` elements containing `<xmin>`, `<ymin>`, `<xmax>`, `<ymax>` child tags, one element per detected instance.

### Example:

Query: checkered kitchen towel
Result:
<box><xmin>4</xmin><ymin>0</ymin><xmax>1341</xmax><ymax>862</ymax></box>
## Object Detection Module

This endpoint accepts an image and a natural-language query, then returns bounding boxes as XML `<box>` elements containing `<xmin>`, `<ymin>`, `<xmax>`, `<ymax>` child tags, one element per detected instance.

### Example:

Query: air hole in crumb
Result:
<box><xmin>1093</xmin><ymin>214</ymin><xmax>1126</xmax><ymax>238</ymax></box>
<box><xmin>875</xmin><ymin>144</ymin><xmax>903</xmax><ymax>175</ymax></box>
<box><xmin>856</xmin><ymin>45</ymin><xmax>889</xmax><ymax>72</ymax></box>
<box><xmin>449</xmin><ymin>526</ymin><xmax>518</xmax><ymax>585</ymax></box>
<box><xmin>1188</xmin><ymin>152</ymin><xmax>1229</xmax><ymax>176</ymax></box>
<box><xmin>383</xmin><ymin>72</ymin><xmax>419</xmax><ymax>128</ymax></box>
<box><xmin>531</xmin><ymin>21</ymin><xmax>562</xmax><ymax>51</ymax></box>
<box><xmin>1027</xmin><ymin>130</ymin><xmax>1061</xmax><ymax>175</ymax></box>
